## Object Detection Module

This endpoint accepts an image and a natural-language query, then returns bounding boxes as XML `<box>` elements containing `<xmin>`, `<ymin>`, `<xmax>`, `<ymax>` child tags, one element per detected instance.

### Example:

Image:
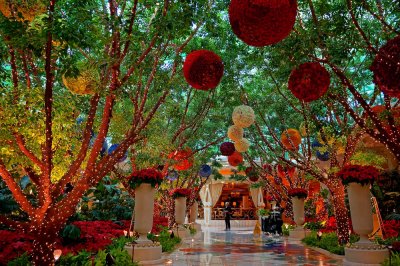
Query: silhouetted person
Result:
<box><xmin>224</xmin><ymin>202</ymin><xmax>232</xmax><ymax>231</ymax></box>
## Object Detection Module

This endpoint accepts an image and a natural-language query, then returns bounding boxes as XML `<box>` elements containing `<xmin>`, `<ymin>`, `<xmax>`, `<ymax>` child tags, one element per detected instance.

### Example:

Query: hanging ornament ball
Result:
<box><xmin>183</xmin><ymin>50</ymin><xmax>224</xmax><ymax>90</ymax></box>
<box><xmin>228</xmin><ymin>151</ymin><xmax>243</xmax><ymax>167</ymax></box>
<box><xmin>168</xmin><ymin>148</ymin><xmax>193</xmax><ymax>171</ymax></box>
<box><xmin>228</xmin><ymin>0</ymin><xmax>297</xmax><ymax>47</ymax></box>
<box><xmin>245</xmin><ymin>167</ymin><xmax>259</xmax><ymax>182</ymax></box>
<box><xmin>220</xmin><ymin>142</ymin><xmax>236</xmax><ymax>156</ymax></box>
<box><xmin>232</xmin><ymin>105</ymin><xmax>255</xmax><ymax>128</ymax></box>
<box><xmin>234</xmin><ymin>138</ymin><xmax>250</xmax><ymax>153</ymax></box>
<box><xmin>370</xmin><ymin>36</ymin><xmax>400</xmax><ymax>98</ymax></box>
<box><xmin>167</xmin><ymin>170</ymin><xmax>179</xmax><ymax>181</ymax></box>
<box><xmin>288</xmin><ymin>62</ymin><xmax>330</xmax><ymax>102</ymax></box>
<box><xmin>312</xmin><ymin>140</ymin><xmax>330</xmax><ymax>161</ymax></box>
<box><xmin>199</xmin><ymin>164</ymin><xmax>212</xmax><ymax>178</ymax></box>
<box><xmin>227</xmin><ymin>125</ymin><xmax>244</xmax><ymax>142</ymax></box>
<box><xmin>281</xmin><ymin>129</ymin><xmax>301</xmax><ymax>150</ymax></box>
<box><xmin>0</xmin><ymin>0</ymin><xmax>46</xmax><ymax>22</ymax></box>
<box><xmin>62</xmin><ymin>68</ymin><xmax>99</xmax><ymax>95</ymax></box>
<box><xmin>108</xmin><ymin>144</ymin><xmax>128</xmax><ymax>162</ymax></box>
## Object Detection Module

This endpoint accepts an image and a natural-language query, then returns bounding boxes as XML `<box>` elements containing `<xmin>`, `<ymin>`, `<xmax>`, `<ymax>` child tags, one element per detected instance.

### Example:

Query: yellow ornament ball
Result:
<box><xmin>62</xmin><ymin>69</ymin><xmax>99</xmax><ymax>95</ymax></box>
<box><xmin>234</xmin><ymin>138</ymin><xmax>250</xmax><ymax>152</ymax></box>
<box><xmin>232</xmin><ymin>105</ymin><xmax>255</xmax><ymax>128</ymax></box>
<box><xmin>227</xmin><ymin>125</ymin><xmax>244</xmax><ymax>142</ymax></box>
<box><xmin>0</xmin><ymin>0</ymin><xmax>46</xmax><ymax>22</ymax></box>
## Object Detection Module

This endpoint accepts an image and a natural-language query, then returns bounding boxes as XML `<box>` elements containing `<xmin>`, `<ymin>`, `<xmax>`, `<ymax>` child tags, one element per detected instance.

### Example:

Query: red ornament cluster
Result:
<box><xmin>288</xmin><ymin>62</ymin><xmax>330</xmax><ymax>102</ymax></box>
<box><xmin>370</xmin><ymin>36</ymin><xmax>400</xmax><ymax>98</ymax></box>
<box><xmin>245</xmin><ymin>167</ymin><xmax>259</xmax><ymax>182</ymax></box>
<box><xmin>288</xmin><ymin>188</ymin><xmax>308</xmax><ymax>199</ymax></box>
<box><xmin>228</xmin><ymin>151</ymin><xmax>243</xmax><ymax>166</ymax></box>
<box><xmin>168</xmin><ymin>148</ymin><xmax>193</xmax><ymax>171</ymax></box>
<box><xmin>183</xmin><ymin>50</ymin><xmax>224</xmax><ymax>90</ymax></box>
<box><xmin>169</xmin><ymin>188</ymin><xmax>191</xmax><ymax>198</ymax></box>
<box><xmin>228</xmin><ymin>0</ymin><xmax>297</xmax><ymax>47</ymax></box>
<box><xmin>128</xmin><ymin>168</ymin><xmax>163</xmax><ymax>189</ymax></box>
<box><xmin>220</xmin><ymin>142</ymin><xmax>236</xmax><ymax>156</ymax></box>
<box><xmin>337</xmin><ymin>164</ymin><xmax>380</xmax><ymax>186</ymax></box>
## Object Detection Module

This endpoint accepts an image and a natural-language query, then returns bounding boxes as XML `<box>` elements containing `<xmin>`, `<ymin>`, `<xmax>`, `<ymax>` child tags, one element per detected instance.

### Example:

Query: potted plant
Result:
<box><xmin>258</xmin><ymin>209</ymin><xmax>270</xmax><ymax>218</ymax></box>
<box><xmin>288</xmin><ymin>188</ymin><xmax>307</xmax><ymax>228</ymax></box>
<box><xmin>170</xmin><ymin>188</ymin><xmax>191</xmax><ymax>225</ymax></box>
<box><xmin>128</xmin><ymin>168</ymin><xmax>163</xmax><ymax>243</ymax></box>
<box><xmin>337</xmin><ymin>164</ymin><xmax>380</xmax><ymax>246</ymax></box>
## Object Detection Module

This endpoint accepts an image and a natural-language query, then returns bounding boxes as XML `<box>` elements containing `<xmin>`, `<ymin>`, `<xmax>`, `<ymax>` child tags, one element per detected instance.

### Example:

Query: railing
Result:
<box><xmin>212</xmin><ymin>207</ymin><xmax>256</xmax><ymax>220</ymax></box>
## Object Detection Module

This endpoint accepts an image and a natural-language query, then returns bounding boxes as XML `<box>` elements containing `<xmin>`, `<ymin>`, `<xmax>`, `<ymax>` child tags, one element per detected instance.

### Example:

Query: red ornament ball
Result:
<box><xmin>183</xmin><ymin>50</ymin><xmax>224</xmax><ymax>90</ymax></box>
<box><xmin>228</xmin><ymin>0</ymin><xmax>297</xmax><ymax>47</ymax></box>
<box><xmin>288</xmin><ymin>62</ymin><xmax>330</xmax><ymax>102</ymax></box>
<box><xmin>370</xmin><ymin>36</ymin><xmax>400</xmax><ymax>98</ymax></box>
<box><xmin>228</xmin><ymin>151</ymin><xmax>243</xmax><ymax>167</ymax></box>
<box><xmin>245</xmin><ymin>167</ymin><xmax>259</xmax><ymax>182</ymax></box>
<box><xmin>220</xmin><ymin>142</ymin><xmax>235</xmax><ymax>156</ymax></box>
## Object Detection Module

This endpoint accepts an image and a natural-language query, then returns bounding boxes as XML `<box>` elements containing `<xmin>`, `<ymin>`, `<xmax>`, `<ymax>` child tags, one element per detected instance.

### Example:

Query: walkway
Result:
<box><xmin>163</xmin><ymin>227</ymin><xmax>342</xmax><ymax>266</ymax></box>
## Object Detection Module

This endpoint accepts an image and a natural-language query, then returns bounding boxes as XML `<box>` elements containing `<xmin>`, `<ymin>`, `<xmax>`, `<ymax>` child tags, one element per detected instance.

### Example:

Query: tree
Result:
<box><xmin>0</xmin><ymin>0</ymin><xmax>216</xmax><ymax>264</ymax></box>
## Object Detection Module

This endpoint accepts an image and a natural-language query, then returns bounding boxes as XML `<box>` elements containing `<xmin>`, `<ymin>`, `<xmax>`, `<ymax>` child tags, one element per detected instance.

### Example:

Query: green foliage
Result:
<box><xmin>158</xmin><ymin>227</ymin><xmax>181</xmax><ymax>253</ymax></box>
<box><xmin>189</xmin><ymin>227</ymin><xmax>197</xmax><ymax>236</ymax></box>
<box><xmin>381</xmin><ymin>252</ymin><xmax>400</xmax><ymax>266</ymax></box>
<box><xmin>282</xmin><ymin>224</ymin><xmax>296</xmax><ymax>237</ymax></box>
<box><xmin>7</xmin><ymin>253</ymin><xmax>31</xmax><ymax>266</ymax></box>
<box><xmin>58</xmin><ymin>250</ymin><xmax>92</xmax><ymax>266</ymax></box>
<box><xmin>302</xmin><ymin>232</ymin><xmax>359</xmax><ymax>255</ymax></box>
<box><xmin>258</xmin><ymin>209</ymin><xmax>270</xmax><ymax>217</ymax></box>
<box><xmin>303</xmin><ymin>221</ymin><xmax>324</xmax><ymax>231</ymax></box>
<box><xmin>61</xmin><ymin>224</ymin><xmax>81</xmax><ymax>243</ymax></box>
<box><xmin>350</xmin><ymin>151</ymin><xmax>386</xmax><ymax>169</ymax></box>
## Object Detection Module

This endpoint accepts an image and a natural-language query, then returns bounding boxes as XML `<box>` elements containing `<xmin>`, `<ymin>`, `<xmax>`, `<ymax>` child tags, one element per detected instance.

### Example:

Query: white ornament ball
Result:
<box><xmin>232</xmin><ymin>105</ymin><xmax>255</xmax><ymax>128</ymax></box>
<box><xmin>228</xmin><ymin>125</ymin><xmax>244</xmax><ymax>142</ymax></box>
<box><xmin>234</xmin><ymin>138</ymin><xmax>250</xmax><ymax>152</ymax></box>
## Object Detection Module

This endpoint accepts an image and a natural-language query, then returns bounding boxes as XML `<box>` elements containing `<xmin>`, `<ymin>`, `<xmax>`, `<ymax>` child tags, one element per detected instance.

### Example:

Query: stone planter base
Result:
<box><xmin>344</xmin><ymin>246</ymin><xmax>389</xmax><ymax>266</ymax></box>
<box><xmin>288</xmin><ymin>227</ymin><xmax>310</xmax><ymax>240</ymax></box>
<box><xmin>190</xmin><ymin>223</ymin><xmax>202</xmax><ymax>232</ymax></box>
<box><xmin>124</xmin><ymin>243</ymin><xmax>163</xmax><ymax>265</ymax></box>
<box><xmin>173</xmin><ymin>226</ymin><xmax>190</xmax><ymax>239</ymax></box>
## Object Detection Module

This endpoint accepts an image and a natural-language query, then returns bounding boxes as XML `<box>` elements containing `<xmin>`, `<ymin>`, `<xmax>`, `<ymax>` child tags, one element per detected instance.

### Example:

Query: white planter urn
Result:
<box><xmin>347</xmin><ymin>182</ymin><xmax>373</xmax><ymax>246</ymax></box>
<box><xmin>175</xmin><ymin>196</ymin><xmax>187</xmax><ymax>225</ymax></box>
<box><xmin>189</xmin><ymin>201</ymin><xmax>198</xmax><ymax>223</ymax></box>
<box><xmin>134</xmin><ymin>183</ymin><xmax>155</xmax><ymax>243</ymax></box>
<box><xmin>292</xmin><ymin>196</ymin><xmax>305</xmax><ymax>227</ymax></box>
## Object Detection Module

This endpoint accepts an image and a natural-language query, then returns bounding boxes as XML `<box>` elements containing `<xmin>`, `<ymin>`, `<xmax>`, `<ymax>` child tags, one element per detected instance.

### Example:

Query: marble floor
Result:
<box><xmin>161</xmin><ymin>227</ymin><xmax>342</xmax><ymax>266</ymax></box>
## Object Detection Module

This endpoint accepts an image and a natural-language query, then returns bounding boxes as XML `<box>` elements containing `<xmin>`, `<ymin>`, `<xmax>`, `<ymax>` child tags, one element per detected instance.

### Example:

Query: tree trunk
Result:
<box><xmin>31</xmin><ymin>237</ymin><xmax>56</xmax><ymax>266</ymax></box>
<box><xmin>326</xmin><ymin>177</ymin><xmax>350</xmax><ymax>245</ymax></box>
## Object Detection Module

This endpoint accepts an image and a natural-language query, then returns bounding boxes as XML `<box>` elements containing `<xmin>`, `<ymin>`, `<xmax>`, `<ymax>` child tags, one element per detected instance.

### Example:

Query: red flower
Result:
<box><xmin>370</xmin><ymin>36</ymin><xmax>400</xmax><ymax>98</ymax></box>
<box><xmin>337</xmin><ymin>165</ymin><xmax>380</xmax><ymax>186</ymax></box>
<box><xmin>169</xmin><ymin>188</ymin><xmax>191</xmax><ymax>198</ymax></box>
<box><xmin>183</xmin><ymin>50</ymin><xmax>224</xmax><ymax>90</ymax></box>
<box><xmin>288</xmin><ymin>62</ymin><xmax>330</xmax><ymax>102</ymax></box>
<box><xmin>288</xmin><ymin>188</ymin><xmax>308</xmax><ymax>199</ymax></box>
<box><xmin>168</xmin><ymin>148</ymin><xmax>193</xmax><ymax>171</ymax></box>
<box><xmin>228</xmin><ymin>0</ymin><xmax>297</xmax><ymax>47</ymax></box>
<box><xmin>128</xmin><ymin>168</ymin><xmax>163</xmax><ymax>189</ymax></box>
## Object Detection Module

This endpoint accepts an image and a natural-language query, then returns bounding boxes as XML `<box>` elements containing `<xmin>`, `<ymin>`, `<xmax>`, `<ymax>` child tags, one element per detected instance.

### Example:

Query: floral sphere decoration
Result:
<box><xmin>108</xmin><ymin>144</ymin><xmax>128</xmax><ymax>162</ymax></box>
<box><xmin>220</xmin><ymin>142</ymin><xmax>236</xmax><ymax>156</ymax></box>
<box><xmin>288</xmin><ymin>188</ymin><xmax>308</xmax><ymax>199</ymax></box>
<box><xmin>370</xmin><ymin>36</ymin><xmax>400</xmax><ymax>98</ymax></box>
<box><xmin>168</xmin><ymin>148</ymin><xmax>193</xmax><ymax>171</ymax></box>
<box><xmin>62</xmin><ymin>68</ymin><xmax>100</xmax><ymax>95</ymax></box>
<box><xmin>169</xmin><ymin>188</ymin><xmax>191</xmax><ymax>198</ymax></box>
<box><xmin>228</xmin><ymin>0</ymin><xmax>298</xmax><ymax>47</ymax></box>
<box><xmin>228</xmin><ymin>125</ymin><xmax>244</xmax><ymax>141</ymax></box>
<box><xmin>288</xmin><ymin>62</ymin><xmax>330</xmax><ymax>102</ymax></box>
<box><xmin>199</xmin><ymin>164</ymin><xmax>212</xmax><ymax>178</ymax></box>
<box><xmin>166</xmin><ymin>170</ymin><xmax>179</xmax><ymax>181</ymax></box>
<box><xmin>245</xmin><ymin>167</ymin><xmax>259</xmax><ymax>182</ymax></box>
<box><xmin>228</xmin><ymin>151</ymin><xmax>243</xmax><ymax>167</ymax></box>
<box><xmin>280</xmin><ymin>128</ymin><xmax>301</xmax><ymax>150</ymax></box>
<box><xmin>232</xmin><ymin>105</ymin><xmax>255</xmax><ymax>128</ymax></box>
<box><xmin>0</xmin><ymin>0</ymin><xmax>46</xmax><ymax>21</ymax></box>
<box><xmin>183</xmin><ymin>50</ymin><xmax>224</xmax><ymax>90</ymax></box>
<box><xmin>337</xmin><ymin>164</ymin><xmax>380</xmax><ymax>186</ymax></box>
<box><xmin>234</xmin><ymin>138</ymin><xmax>250</xmax><ymax>153</ymax></box>
<box><xmin>128</xmin><ymin>168</ymin><xmax>164</xmax><ymax>189</ymax></box>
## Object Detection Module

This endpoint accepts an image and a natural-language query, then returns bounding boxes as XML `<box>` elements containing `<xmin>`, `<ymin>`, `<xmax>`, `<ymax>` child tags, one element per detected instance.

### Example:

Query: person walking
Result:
<box><xmin>224</xmin><ymin>202</ymin><xmax>232</xmax><ymax>231</ymax></box>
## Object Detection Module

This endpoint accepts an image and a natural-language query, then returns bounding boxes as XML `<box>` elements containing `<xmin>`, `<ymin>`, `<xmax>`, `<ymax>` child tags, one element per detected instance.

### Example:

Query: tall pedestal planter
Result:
<box><xmin>174</xmin><ymin>196</ymin><xmax>189</xmax><ymax>238</ymax></box>
<box><xmin>289</xmin><ymin>197</ymin><xmax>308</xmax><ymax>239</ymax></box>
<box><xmin>344</xmin><ymin>182</ymin><xmax>388</xmax><ymax>266</ymax></box>
<box><xmin>125</xmin><ymin>183</ymin><xmax>162</xmax><ymax>265</ymax></box>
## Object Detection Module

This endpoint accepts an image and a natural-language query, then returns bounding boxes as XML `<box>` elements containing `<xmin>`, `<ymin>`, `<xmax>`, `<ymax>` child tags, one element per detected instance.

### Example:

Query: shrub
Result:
<box><xmin>7</xmin><ymin>253</ymin><xmax>31</xmax><ymax>266</ymax></box>
<box><xmin>157</xmin><ymin>227</ymin><xmax>181</xmax><ymax>253</ymax></box>
<box><xmin>61</xmin><ymin>224</ymin><xmax>81</xmax><ymax>244</ymax></box>
<box><xmin>302</xmin><ymin>232</ymin><xmax>358</xmax><ymax>255</ymax></box>
<box><xmin>382</xmin><ymin>252</ymin><xmax>400</xmax><ymax>266</ymax></box>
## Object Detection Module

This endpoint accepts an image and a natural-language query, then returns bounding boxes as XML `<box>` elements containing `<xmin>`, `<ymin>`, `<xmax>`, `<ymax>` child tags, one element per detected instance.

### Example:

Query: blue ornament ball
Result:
<box><xmin>199</xmin><ymin>164</ymin><xmax>212</xmax><ymax>178</ymax></box>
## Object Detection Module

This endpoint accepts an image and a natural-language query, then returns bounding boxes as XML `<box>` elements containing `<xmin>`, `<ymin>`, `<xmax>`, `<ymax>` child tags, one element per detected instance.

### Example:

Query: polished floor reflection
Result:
<box><xmin>163</xmin><ymin>228</ymin><xmax>342</xmax><ymax>265</ymax></box>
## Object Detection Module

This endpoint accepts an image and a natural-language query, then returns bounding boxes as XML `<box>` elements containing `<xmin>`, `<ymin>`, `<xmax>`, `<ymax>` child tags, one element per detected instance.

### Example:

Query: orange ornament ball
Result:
<box><xmin>228</xmin><ymin>151</ymin><xmax>243</xmax><ymax>167</ymax></box>
<box><xmin>281</xmin><ymin>129</ymin><xmax>301</xmax><ymax>150</ymax></box>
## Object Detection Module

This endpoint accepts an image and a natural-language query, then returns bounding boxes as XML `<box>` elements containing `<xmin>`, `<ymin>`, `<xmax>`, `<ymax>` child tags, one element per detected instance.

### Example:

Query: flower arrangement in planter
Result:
<box><xmin>169</xmin><ymin>188</ymin><xmax>191</xmax><ymax>199</ymax></box>
<box><xmin>336</xmin><ymin>164</ymin><xmax>380</xmax><ymax>186</ymax></box>
<box><xmin>288</xmin><ymin>188</ymin><xmax>308</xmax><ymax>199</ymax></box>
<box><xmin>127</xmin><ymin>168</ymin><xmax>163</xmax><ymax>189</ymax></box>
